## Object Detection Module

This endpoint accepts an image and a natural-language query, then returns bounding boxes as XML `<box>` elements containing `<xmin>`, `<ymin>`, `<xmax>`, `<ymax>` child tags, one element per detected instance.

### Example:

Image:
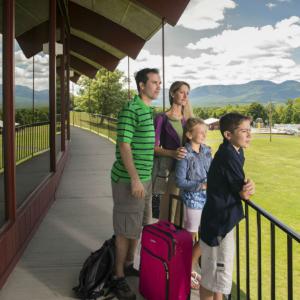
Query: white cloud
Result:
<box><xmin>14</xmin><ymin>50</ymin><xmax>49</xmax><ymax>90</ymax></box>
<box><xmin>117</xmin><ymin>16</ymin><xmax>300</xmax><ymax>88</ymax></box>
<box><xmin>187</xmin><ymin>16</ymin><xmax>300</xmax><ymax>53</ymax></box>
<box><xmin>266</xmin><ymin>3</ymin><xmax>277</xmax><ymax>9</ymax></box>
<box><xmin>177</xmin><ymin>0</ymin><xmax>236</xmax><ymax>30</ymax></box>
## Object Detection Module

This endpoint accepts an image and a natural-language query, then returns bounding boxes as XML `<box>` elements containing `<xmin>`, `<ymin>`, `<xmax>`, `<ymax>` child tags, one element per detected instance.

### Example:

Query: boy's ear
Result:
<box><xmin>223</xmin><ymin>130</ymin><xmax>232</xmax><ymax>141</ymax></box>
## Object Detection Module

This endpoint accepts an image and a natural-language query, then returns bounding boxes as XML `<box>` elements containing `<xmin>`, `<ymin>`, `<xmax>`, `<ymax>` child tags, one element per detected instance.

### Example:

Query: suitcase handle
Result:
<box><xmin>158</xmin><ymin>220</ymin><xmax>177</xmax><ymax>232</ymax></box>
<box><xmin>168</xmin><ymin>194</ymin><xmax>184</xmax><ymax>228</ymax></box>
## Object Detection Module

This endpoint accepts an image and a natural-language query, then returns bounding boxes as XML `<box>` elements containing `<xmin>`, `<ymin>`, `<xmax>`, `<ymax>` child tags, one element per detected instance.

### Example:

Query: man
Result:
<box><xmin>110</xmin><ymin>68</ymin><xmax>161</xmax><ymax>300</ymax></box>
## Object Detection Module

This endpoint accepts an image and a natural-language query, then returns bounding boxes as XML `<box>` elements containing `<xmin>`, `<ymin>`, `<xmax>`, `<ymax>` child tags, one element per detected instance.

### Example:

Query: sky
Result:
<box><xmin>117</xmin><ymin>0</ymin><xmax>300</xmax><ymax>89</ymax></box>
<box><xmin>0</xmin><ymin>40</ymin><xmax>50</xmax><ymax>91</ymax></box>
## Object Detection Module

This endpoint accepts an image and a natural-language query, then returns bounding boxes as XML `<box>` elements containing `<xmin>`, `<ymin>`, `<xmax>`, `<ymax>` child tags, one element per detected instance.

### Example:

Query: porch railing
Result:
<box><xmin>0</xmin><ymin>121</ymin><xmax>50</xmax><ymax>171</ymax></box>
<box><xmin>233</xmin><ymin>199</ymin><xmax>300</xmax><ymax>300</ymax></box>
<box><xmin>70</xmin><ymin>111</ymin><xmax>117</xmax><ymax>142</ymax></box>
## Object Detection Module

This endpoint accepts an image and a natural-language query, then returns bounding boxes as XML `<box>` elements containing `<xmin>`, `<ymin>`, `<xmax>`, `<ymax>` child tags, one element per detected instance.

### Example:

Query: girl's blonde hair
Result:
<box><xmin>168</xmin><ymin>81</ymin><xmax>194</xmax><ymax>119</ymax></box>
<box><xmin>183</xmin><ymin>117</ymin><xmax>207</xmax><ymax>144</ymax></box>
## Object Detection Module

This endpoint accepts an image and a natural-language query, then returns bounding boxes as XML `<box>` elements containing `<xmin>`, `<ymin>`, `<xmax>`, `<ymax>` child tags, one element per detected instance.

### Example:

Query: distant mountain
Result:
<box><xmin>0</xmin><ymin>85</ymin><xmax>49</xmax><ymax>108</ymax></box>
<box><xmin>153</xmin><ymin>80</ymin><xmax>300</xmax><ymax>107</ymax></box>
<box><xmin>152</xmin><ymin>89</ymin><xmax>169</xmax><ymax>107</ymax></box>
<box><xmin>1</xmin><ymin>81</ymin><xmax>299</xmax><ymax>110</ymax></box>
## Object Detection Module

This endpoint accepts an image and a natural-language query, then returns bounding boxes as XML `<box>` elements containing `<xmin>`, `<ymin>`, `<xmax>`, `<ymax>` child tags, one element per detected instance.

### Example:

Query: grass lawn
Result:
<box><xmin>72</xmin><ymin>112</ymin><xmax>300</xmax><ymax>299</ymax></box>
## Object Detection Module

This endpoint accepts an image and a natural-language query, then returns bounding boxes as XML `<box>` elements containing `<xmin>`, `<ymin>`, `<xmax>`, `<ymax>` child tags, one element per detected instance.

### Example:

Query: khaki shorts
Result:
<box><xmin>112</xmin><ymin>180</ymin><xmax>152</xmax><ymax>239</ymax></box>
<box><xmin>200</xmin><ymin>229</ymin><xmax>235</xmax><ymax>295</ymax></box>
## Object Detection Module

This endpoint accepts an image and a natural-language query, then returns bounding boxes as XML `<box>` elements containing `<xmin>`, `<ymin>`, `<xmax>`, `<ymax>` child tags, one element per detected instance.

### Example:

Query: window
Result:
<box><xmin>15</xmin><ymin>0</ymin><xmax>50</xmax><ymax>207</ymax></box>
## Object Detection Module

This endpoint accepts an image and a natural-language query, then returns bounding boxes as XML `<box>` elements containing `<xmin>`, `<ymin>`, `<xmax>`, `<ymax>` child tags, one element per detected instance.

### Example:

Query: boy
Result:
<box><xmin>200</xmin><ymin>113</ymin><xmax>255</xmax><ymax>300</ymax></box>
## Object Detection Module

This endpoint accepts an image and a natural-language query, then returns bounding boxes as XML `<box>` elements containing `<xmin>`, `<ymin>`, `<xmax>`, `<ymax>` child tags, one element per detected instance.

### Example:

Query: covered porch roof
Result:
<box><xmin>15</xmin><ymin>0</ymin><xmax>190</xmax><ymax>82</ymax></box>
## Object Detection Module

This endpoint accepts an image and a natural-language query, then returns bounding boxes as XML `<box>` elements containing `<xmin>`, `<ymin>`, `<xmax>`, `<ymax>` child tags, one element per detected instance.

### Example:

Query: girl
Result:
<box><xmin>175</xmin><ymin>118</ymin><xmax>212</xmax><ymax>289</ymax></box>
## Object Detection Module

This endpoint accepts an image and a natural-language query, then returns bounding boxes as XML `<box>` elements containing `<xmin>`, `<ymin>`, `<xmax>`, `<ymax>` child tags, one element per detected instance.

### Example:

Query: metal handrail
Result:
<box><xmin>15</xmin><ymin>121</ymin><xmax>50</xmax><ymax>130</ymax></box>
<box><xmin>70</xmin><ymin>111</ymin><xmax>117</xmax><ymax>142</ymax></box>
<box><xmin>243</xmin><ymin>199</ymin><xmax>300</xmax><ymax>242</ymax></box>
<box><xmin>0</xmin><ymin>121</ymin><xmax>51</xmax><ymax>171</ymax></box>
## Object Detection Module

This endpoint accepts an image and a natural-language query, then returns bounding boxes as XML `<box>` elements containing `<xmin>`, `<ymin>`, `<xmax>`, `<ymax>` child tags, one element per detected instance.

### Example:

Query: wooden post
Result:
<box><xmin>3</xmin><ymin>0</ymin><xmax>16</xmax><ymax>222</ymax></box>
<box><xmin>49</xmin><ymin>0</ymin><xmax>56</xmax><ymax>171</ymax></box>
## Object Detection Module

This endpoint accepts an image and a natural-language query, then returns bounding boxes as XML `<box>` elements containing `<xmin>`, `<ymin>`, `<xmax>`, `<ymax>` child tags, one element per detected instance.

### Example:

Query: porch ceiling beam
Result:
<box><xmin>70</xmin><ymin>72</ymin><xmax>80</xmax><ymax>83</ymax></box>
<box><xmin>69</xmin><ymin>1</ymin><xmax>145</xmax><ymax>59</ymax></box>
<box><xmin>70</xmin><ymin>55</ymin><xmax>98</xmax><ymax>78</ymax></box>
<box><xmin>134</xmin><ymin>0</ymin><xmax>190</xmax><ymax>26</ymax></box>
<box><xmin>70</xmin><ymin>35</ymin><xmax>119</xmax><ymax>71</ymax></box>
<box><xmin>16</xmin><ymin>21</ymin><xmax>49</xmax><ymax>58</ymax></box>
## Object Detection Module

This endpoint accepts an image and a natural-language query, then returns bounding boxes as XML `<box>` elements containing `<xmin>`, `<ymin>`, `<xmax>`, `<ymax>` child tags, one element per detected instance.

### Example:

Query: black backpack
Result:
<box><xmin>73</xmin><ymin>236</ymin><xmax>115</xmax><ymax>300</ymax></box>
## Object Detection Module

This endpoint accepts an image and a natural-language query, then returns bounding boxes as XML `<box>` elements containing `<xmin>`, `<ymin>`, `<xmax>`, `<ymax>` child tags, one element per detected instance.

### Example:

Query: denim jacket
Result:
<box><xmin>175</xmin><ymin>143</ymin><xmax>212</xmax><ymax>209</ymax></box>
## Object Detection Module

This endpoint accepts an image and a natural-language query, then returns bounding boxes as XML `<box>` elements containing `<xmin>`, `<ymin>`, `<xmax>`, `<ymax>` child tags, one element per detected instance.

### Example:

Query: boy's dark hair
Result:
<box><xmin>219</xmin><ymin>113</ymin><xmax>252</xmax><ymax>138</ymax></box>
<box><xmin>134</xmin><ymin>68</ymin><xmax>159</xmax><ymax>93</ymax></box>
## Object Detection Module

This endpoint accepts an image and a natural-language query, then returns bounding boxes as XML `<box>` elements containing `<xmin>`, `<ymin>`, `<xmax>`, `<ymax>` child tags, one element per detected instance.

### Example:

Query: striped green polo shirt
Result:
<box><xmin>111</xmin><ymin>95</ymin><xmax>155</xmax><ymax>183</ymax></box>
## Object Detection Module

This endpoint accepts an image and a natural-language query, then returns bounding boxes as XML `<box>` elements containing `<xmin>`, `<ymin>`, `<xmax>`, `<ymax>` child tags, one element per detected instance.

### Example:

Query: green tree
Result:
<box><xmin>265</xmin><ymin>102</ymin><xmax>279</xmax><ymax>125</ymax></box>
<box><xmin>292</xmin><ymin>98</ymin><xmax>300</xmax><ymax>123</ymax></box>
<box><xmin>246</xmin><ymin>102</ymin><xmax>267</xmax><ymax>122</ymax></box>
<box><xmin>283</xmin><ymin>100</ymin><xmax>294</xmax><ymax>123</ymax></box>
<box><xmin>74</xmin><ymin>68</ymin><xmax>130</xmax><ymax>119</ymax></box>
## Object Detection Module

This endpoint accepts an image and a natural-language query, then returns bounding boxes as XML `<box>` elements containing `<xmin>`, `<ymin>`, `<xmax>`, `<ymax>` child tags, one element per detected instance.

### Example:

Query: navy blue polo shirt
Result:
<box><xmin>200</xmin><ymin>139</ymin><xmax>245</xmax><ymax>246</ymax></box>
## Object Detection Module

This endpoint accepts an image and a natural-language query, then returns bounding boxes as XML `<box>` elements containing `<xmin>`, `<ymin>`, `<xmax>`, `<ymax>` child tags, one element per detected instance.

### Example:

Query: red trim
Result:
<box><xmin>60</xmin><ymin>18</ymin><xmax>66</xmax><ymax>152</ymax></box>
<box><xmin>69</xmin><ymin>1</ymin><xmax>145</xmax><ymax>59</ymax></box>
<box><xmin>49</xmin><ymin>0</ymin><xmax>56</xmax><ymax>172</ymax></box>
<box><xmin>3</xmin><ymin>0</ymin><xmax>16</xmax><ymax>222</ymax></box>
<box><xmin>66</xmin><ymin>30</ymin><xmax>71</xmax><ymax>140</ymax></box>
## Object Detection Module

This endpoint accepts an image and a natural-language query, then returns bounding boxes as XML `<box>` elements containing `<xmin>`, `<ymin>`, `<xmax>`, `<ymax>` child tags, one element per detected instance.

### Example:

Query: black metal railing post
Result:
<box><xmin>257</xmin><ymin>212</ymin><xmax>262</xmax><ymax>300</ymax></box>
<box><xmin>287</xmin><ymin>236</ymin><xmax>293</xmax><ymax>300</ymax></box>
<box><xmin>245</xmin><ymin>203</ymin><xmax>250</xmax><ymax>300</ymax></box>
<box><xmin>270</xmin><ymin>223</ymin><xmax>276</xmax><ymax>300</ymax></box>
<box><xmin>234</xmin><ymin>199</ymin><xmax>299</xmax><ymax>300</ymax></box>
<box><xmin>236</xmin><ymin>223</ymin><xmax>240</xmax><ymax>300</ymax></box>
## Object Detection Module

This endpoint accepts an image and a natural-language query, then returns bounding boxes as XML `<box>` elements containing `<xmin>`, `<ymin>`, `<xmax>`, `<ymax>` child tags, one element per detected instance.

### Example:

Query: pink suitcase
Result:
<box><xmin>139</xmin><ymin>220</ymin><xmax>193</xmax><ymax>300</ymax></box>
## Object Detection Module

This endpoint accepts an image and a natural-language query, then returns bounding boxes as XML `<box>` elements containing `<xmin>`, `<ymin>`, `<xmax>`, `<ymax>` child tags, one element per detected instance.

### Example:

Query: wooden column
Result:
<box><xmin>66</xmin><ymin>28</ymin><xmax>71</xmax><ymax>140</ymax></box>
<box><xmin>49</xmin><ymin>0</ymin><xmax>56</xmax><ymax>172</ymax></box>
<box><xmin>3</xmin><ymin>0</ymin><xmax>16</xmax><ymax>222</ymax></box>
<box><xmin>60</xmin><ymin>17</ymin><xmax>65</xmax><ymax>151</ymax></box>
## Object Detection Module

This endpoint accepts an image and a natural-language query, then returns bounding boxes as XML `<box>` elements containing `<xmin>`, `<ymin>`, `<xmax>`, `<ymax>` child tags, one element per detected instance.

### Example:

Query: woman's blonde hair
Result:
<box><xmin>169</xmin><ymin>81</ymin><xmax>194</xmax><ymax>119</ymax></box>
<box><xmin>183</xmin><ymin>117</ymin><xmax>207</xmax><ymax>144</ymax></box>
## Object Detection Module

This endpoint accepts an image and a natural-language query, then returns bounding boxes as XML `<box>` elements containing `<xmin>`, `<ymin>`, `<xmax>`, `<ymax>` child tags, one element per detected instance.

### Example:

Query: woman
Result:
<box><xmin>154</xmin><ymin>81</ymin><xmax>194</xmax><ymax>223</ymax></box>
